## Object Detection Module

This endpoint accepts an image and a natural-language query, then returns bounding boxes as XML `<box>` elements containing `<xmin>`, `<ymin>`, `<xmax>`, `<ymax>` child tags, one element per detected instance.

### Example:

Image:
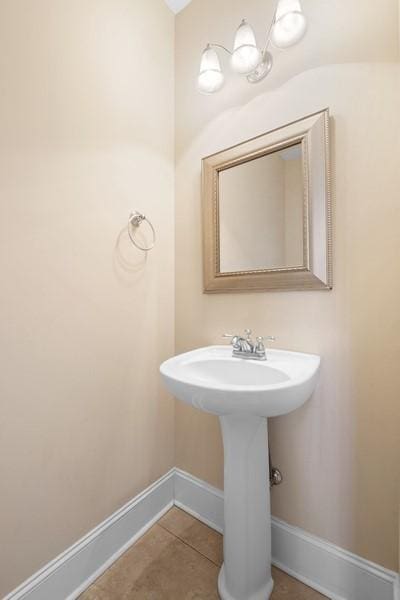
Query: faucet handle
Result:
<box><xmin>222</xmin><ymin>334</ymin><xmax>240</xmax><ymax>347</ymax></box>
<box><xmin>244</xmin><ymin>329</ymin><xmax>253</xmax><ymax>343</ymax></box>
<box><xmin>254</xmin><ymin>335</ymin><xmax>275</xmax><ymax>357</ymax></box>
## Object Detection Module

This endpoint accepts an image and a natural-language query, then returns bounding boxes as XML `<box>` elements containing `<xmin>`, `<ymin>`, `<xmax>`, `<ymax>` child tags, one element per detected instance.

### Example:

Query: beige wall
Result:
<box><xmin>0</xmin><ymin>0</ymin><xmax>175</xmax><ymax>596</ymax></box>
<box><xmin>175</xmin><ymin>0</ymin><xmax>400</xmax><ymax>571</ymax></box>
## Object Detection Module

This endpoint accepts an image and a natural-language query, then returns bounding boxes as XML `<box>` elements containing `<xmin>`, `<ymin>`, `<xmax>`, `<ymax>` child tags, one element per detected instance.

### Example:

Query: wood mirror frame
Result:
<box><xmin>202</xmin><ymin>109</ymin><xmax>332</xmax><ymax>293</ymax></box>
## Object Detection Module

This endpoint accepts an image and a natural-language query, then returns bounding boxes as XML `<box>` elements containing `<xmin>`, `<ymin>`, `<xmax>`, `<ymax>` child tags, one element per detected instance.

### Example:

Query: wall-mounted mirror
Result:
<box><xmin>202</xmin><ymin>109</ymin><xmax>332</xmax><ymax>292</ymax></box>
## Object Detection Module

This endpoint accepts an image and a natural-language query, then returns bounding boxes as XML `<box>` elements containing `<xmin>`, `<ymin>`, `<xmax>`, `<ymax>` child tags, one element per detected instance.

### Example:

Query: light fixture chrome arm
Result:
<box><xmin>246</xmin><ymin>10</ymin><xmax>277</xmax><ymax>84</ymax></box>
<box><xmin>261</xmin><ymin>13</ymin><xmax>276</xmax><ymax>54</ymax></box>
<box><xmin>207</xmin><ymin>43</ymin><xmax>232</xmax><ymax>55</ymax></box>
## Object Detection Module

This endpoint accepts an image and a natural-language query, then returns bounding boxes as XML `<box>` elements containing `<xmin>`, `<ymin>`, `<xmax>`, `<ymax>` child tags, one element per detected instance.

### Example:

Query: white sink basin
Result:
<box><xmin>160</xmin><ymin>345</ymin><xmax>320</xmax><ymax>417</ymax></box>
<box><xmin>160</xmin><ymin>344</ymin><xmax>320</xmax><ymax>600</ymax></box>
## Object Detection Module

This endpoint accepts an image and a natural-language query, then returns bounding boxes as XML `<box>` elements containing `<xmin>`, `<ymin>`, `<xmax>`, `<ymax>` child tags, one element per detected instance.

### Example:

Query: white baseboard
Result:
<box><xmin>271</xmin><ymin>517</ymin><xmax>398</xmax><ymax>600</ymax></box>
<box><xmin>394</xmin><ymin>576</ymin><xmax>400</xmax><ymax>600</ymax></box>
<box><xmin>173</xmin><ymin>469</ymin><xmax>399</xmax><ymax>600</ymax></box>
<box><xmin>5</xmin><ymin>467</ymin><xmax>399</xmax><ymax>600</ymax></box>
<box><xmin>4</xmin><ymin>470</ymin><xmax>175</xmax><ymax>600</ymax></box>
<box><xmin>174</xmin><ymin>468</ymin><xmax>224</xmax><ymax>533</ymax></box>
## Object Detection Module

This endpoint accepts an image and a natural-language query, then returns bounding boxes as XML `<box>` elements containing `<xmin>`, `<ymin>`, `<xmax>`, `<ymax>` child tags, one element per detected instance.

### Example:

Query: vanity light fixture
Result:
<box><xmin>197</xmin><ymin>0</ymin><xmax>307</xmax><ymax>94</ymax></box>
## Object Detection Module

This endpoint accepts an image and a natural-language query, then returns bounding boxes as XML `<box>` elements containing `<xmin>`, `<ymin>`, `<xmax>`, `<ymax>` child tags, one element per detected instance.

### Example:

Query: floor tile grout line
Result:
<box><xmin>157</xmin><ymin>522</ymin><xmax>222</xmax><ymax>568</ymax></box>
<box><xmin>79</xmin><ymin>518</ymin><xmax>327</xmax><ymax>599</ymax></box>
<box><xmin>80</xmin><ymin>523</ymin><xmax>220</xmax><ymax>599</ymax></box>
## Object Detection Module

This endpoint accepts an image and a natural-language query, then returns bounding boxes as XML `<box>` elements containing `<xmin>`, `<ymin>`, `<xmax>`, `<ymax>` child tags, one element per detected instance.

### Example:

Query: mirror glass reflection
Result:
<box><xmin>218</xmin><ymin>142</ymin><xmax>304</xmax><ymax>273</ymax></box>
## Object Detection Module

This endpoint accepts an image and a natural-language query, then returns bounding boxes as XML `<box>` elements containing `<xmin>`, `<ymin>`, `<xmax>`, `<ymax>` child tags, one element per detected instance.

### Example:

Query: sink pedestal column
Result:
<box><xmin>218</xmin><ymin>414</ymin><xmax>273</xmax><ymax>600</ymax></box>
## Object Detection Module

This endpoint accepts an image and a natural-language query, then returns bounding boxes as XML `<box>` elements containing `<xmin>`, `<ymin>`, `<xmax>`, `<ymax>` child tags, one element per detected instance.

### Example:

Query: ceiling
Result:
<box><xmin>164</xmin><ymin>0</ymin><xmax>192</xmax><ymax>14</ymax></box>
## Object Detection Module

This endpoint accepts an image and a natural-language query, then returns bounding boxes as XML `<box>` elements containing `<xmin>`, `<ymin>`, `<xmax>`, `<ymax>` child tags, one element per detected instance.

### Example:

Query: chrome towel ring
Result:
<box><xmin>128</xmin><ymin>211</ymin><xmax>156</xmax><ymax>251</ymax></box>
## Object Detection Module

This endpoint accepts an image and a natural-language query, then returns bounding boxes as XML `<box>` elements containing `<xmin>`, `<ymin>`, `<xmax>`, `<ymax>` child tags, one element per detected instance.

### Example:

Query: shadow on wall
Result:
<box><xmin>113</xmin><ymin>227</ymin><xmax>148</xmax><ymax>287</ymax></box>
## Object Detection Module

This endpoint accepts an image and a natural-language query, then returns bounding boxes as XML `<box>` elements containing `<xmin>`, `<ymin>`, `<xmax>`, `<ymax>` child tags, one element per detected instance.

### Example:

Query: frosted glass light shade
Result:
<box><xmin>198</xmin><ymin>45</ymin><xmax>224</xmax><ymax>94</ymax></box>
<box><xmin>231</xmin><ymin>19</ymin><xmax>261</xmax><ymax>75</ymax></box>
<box><xmin>271</xmin><ymin>0</ymin><xmax>307</xmax><ymax>49</ymax></box>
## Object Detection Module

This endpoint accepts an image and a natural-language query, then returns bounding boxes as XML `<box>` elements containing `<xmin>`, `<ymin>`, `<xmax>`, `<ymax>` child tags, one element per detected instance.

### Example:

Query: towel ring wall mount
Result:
<box><xmin>128</xmin><ymin>211</ymin><xmax>156</xmax><ymax>252</ymax></box>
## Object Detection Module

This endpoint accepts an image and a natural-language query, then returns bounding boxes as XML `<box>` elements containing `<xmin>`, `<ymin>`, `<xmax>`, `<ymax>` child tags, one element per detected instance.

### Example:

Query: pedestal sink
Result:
<box><xmin>160</xmin><ymin>345</ymin><xmax>320</xmax><ymax>600</ymax></box>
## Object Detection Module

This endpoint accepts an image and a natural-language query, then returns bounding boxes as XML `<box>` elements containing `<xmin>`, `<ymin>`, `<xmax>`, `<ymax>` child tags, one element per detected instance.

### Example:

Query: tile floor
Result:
<box><xmin>80</xmin><ymin>507</ymin><xmax>327</xmax><ymax>599</ymax></box>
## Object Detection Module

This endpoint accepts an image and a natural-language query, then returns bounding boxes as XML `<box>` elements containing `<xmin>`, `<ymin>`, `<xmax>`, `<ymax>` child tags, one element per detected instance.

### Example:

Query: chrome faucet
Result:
<box><xmin>223</xmin><ymin>329</ymin><xmax>275</xmax><ymax>361</ymax></box>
